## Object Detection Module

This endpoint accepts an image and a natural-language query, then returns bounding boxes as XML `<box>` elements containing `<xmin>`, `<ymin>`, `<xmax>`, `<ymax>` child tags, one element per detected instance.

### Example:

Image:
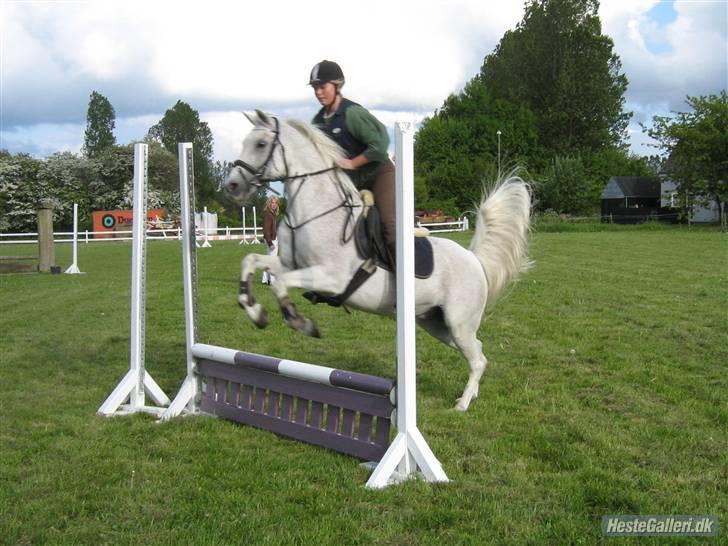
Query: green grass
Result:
<box><xmin>1</xmin><ymin>229</ymin><xmax>726</xmax><ymax>545</ymax></box>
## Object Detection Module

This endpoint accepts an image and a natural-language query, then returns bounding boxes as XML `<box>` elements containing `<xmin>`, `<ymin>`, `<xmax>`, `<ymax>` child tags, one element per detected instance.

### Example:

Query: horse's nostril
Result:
<box><xmin>228</xmin><ymin>182</ymin><xmax>238</xmax><ymax>191</ymax></box>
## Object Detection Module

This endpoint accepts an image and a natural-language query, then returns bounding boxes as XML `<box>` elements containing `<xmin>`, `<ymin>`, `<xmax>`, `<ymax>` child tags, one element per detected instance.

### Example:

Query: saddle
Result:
<box><xmin>353</xmin><ymin>191</ymin><xmax>434</xmax><ymax>279</ymax></box>
<box><xmin>303</xmin><ymin>191</ymin><xmax>434</xmax><ymax>309</ymax></box>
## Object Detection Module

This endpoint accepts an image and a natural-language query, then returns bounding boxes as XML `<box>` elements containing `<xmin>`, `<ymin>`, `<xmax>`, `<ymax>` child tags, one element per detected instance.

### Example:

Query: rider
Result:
<box><xmin>309</xmin><ymin>60</ymin><xmax>397</xmax><ymax>265</ymax></box>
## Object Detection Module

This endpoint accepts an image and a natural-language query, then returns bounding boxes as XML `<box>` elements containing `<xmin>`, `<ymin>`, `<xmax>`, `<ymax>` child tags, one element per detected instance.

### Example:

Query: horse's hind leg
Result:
<box><xmin>450</xmin><ymin>323</ymin><xmax>488</xmax><ymax>412</ymax></box>
<box><xmin>418</xmin><ymin>307</ymin><xmax>487</xmax><ymax>411</ymax></box>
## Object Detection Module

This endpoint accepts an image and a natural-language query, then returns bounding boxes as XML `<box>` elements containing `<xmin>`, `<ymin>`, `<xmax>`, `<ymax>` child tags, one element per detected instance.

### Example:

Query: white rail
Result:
<box><xmin>1</xmin><ymin>217</ymin><xmax>467</xmax><ymax>246</ymax></box>
<box><xmin>419</xmin><ymin>217</ymin><xmax>469</xmax><ymax>233</ymax></box>
<box><xmin>0</xmin><ymin>226</ymin><xmax>265</xmax><ymax>245</ymax></box>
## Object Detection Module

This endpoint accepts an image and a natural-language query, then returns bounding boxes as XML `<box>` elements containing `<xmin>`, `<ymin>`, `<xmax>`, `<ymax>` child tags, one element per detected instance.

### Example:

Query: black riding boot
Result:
<box><xmin>386</xmin><ymin>241</ymin><xmax>397</xmax><ymax>271</ymax></box>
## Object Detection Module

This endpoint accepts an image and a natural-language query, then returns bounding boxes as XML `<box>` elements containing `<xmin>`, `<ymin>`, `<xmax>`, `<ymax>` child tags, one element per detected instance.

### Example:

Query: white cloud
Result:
<box><xmin>604</xmin><ymin>0</ymin><xmax>726</xmax><ymax>110</ymax></box>
<box><xmin>200</xmin><ymin>112</ymin><xmax>253</xmax><ymax>162</ymax></box>
<box><xmin>1</xmin><ymin>0</ymin><xmax>724</xmax><ymax>160</ymax></box>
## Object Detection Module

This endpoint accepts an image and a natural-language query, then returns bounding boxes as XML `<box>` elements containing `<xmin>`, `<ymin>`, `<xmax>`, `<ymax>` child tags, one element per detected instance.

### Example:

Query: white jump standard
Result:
<box><xmin>64</xmin><ymin>202</ymin><xmax>83</xmax><ymax>274</ymax></box>
<box><xmin>98</xmin><ymin>143</ymin><xmax>171</xmax><ymax>416</ymax></box>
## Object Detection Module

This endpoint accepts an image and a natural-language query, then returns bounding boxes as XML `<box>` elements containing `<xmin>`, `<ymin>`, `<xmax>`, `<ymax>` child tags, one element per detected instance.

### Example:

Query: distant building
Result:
<box><xmin>660</xmin><ymin>180</ymin><xmax>721</xmax><ymax>223</ymax></box>
<box><xmin>600</xmin><ymin>176</ymin><xmax>720</xmax><ymax>223</ymax></box>
<box><xmin>600</xmin><ymin>176</ymin><xmax>661</xmax><ymax>223</ymax></box>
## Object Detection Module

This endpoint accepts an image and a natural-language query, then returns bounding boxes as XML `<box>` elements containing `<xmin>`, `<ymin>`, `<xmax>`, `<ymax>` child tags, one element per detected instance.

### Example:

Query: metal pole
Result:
<box><xmin>64</xmin><ymin>202</ymin><xmax>82</xmax><ymax>274</ymax></box>
<box><xmin>252</xmin><ymin>205</ymin><xmax>261</xmax><ymax>244</ymax></box>
<box><xmin>160</xmin><ymin>143</ymin><xmax>200</xmax><ymax>420</ymax></box>
<box><xmin>129</xmin><ymin>145</ymin><xmax>149</xmax><ymax>408</ymax></box>
<box><xmin>98</xmin><ymin>143</ymin><xmax>170</xmax><ymax>416</ymax></box>
<box><xmin>497</xmin><ymin>130</ymin><xmax>502</xmax><ymax>178</ymax></box>
<box><xmin>239</xmin><ymin>207</ymin><xmax>248</xmax><ymax>245</ymax></box>
<box><xmin>366</xmin><ymin>122</ymin><xmax>448</xmax><ymax>489</ymax></box>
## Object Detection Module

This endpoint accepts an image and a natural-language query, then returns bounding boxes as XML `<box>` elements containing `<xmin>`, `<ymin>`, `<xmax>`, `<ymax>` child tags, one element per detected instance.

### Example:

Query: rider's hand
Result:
<box><xmin>336</xmin><ymin>158</ymin><xmax>356</xmax><ymax>170</ymax></box>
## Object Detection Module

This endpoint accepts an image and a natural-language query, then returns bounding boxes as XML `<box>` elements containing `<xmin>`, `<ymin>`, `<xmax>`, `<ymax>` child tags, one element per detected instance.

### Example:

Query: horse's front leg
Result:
<box><xmin>238</xmin><ymin>253</ymin><xmax>284</xmax><ymax>328</ymax></box>
<box><xmin>271</xmin><ymin>265</ymin><xmax>350</xmax><ymax>338</ymax></box>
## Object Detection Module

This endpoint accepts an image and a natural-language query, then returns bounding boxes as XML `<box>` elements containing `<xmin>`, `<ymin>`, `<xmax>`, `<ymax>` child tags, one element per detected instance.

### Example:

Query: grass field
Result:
<box><xmin>1</xmin><ymin>227</ymin><xmax>725</xmax><ymax>545</ymax></box>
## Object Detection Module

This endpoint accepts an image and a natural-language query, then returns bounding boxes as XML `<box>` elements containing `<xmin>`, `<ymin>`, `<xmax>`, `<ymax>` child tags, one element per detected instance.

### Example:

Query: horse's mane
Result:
<box><xmin>285</xmin><ymin>119</ymin><xmax>360</xmax><ymax>197</ymax></box>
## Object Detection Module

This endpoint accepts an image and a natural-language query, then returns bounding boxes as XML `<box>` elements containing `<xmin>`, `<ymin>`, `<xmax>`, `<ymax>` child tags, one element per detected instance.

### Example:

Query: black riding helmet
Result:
<box><xmin>309</xmin><ymin>60</ymin><xmax>345</xmax><ymax>86</ymax></box>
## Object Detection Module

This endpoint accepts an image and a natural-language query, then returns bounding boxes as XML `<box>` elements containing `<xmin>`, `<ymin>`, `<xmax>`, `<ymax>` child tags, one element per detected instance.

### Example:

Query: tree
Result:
<box><xmin>37</xmin><ymin>151</ymin><xmax>94</xmax><ymax>228</ymax></box>
<box><xmin>87</xmin><ymin>143</ymin><xmax>181</xmax><ymax>215</ymax></box>
<box><xmin>83</xmin><ymin>91</ymin><xmax>116</xmax><ymax>158</ymax></box>
<box><xmin>415</xmin><ymin>79</ymin><xmax>540</xmax><ymax>213</ymax></box>
<box><xmin>0</xmin><ymin>152</ymin><xmax>43</xmax><ymax>231</ymax></box>
<box><xmin>644</xmin><ymin>91</ymin><xmax>728</xmax><ymax>218</ymax></box>
<box><xmin>538</xmin><ymin>155</ymin><xmax>597</xmax><ymax>214</ymax></box>
<box><xmin>146</xmin><ymin>100</ymin><xmax>217</xmax><ymax>206</ymax></box>
<box><xmin>480</xmin><ymin>0</ymin><xmax>630</xmax><ymax>156</ymax></box>
<box><xmin>585</xmin><ymin>147</ymin><xmax>654</xmax><ymax>184</ymax></box>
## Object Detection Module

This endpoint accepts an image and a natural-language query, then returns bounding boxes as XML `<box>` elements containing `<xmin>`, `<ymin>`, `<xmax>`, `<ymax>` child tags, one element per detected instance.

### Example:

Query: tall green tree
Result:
<box><xmin>480</xmin><ymin>0</ymin><xmax>630</xmax><ymax>156</ymax></box>
<box><xmin>83</xmin><ymin>91</ymin><xmax>116</xmax><ymax>158</ymax></box>
<box><xmin>644</xmin><ymin>91</ymin><xmax>728</xmax><ymax>218</ymax></box>
<box><xmin>146</xmin><ymin>100</ymin><xmax>216</xmax><ymax>206</ymax></box>
<box><xmin>415</xmin><ymin>79</ymin><xmax>540</xmax><ymax>213</ymax></box>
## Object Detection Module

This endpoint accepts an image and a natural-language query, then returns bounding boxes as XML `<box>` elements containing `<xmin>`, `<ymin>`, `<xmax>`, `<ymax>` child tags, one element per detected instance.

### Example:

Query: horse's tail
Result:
<box><xmin>469</xmin><ymin>173</ymin><xmax>532</xmax><ymax>307</ymax></box>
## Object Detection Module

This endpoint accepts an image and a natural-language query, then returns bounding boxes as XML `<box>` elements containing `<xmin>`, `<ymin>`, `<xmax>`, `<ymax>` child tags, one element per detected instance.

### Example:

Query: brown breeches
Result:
<box><xmin>370</xmin><ymin>159</ymin><xmax>396</xmax><ymax>244</ymax></box>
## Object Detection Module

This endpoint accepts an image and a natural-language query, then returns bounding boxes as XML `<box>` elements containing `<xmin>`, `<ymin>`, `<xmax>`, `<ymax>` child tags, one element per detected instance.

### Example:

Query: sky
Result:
<box><xmin>1</xmin><ymin>0</ymin><xmax>726</xmax><ymax>163</ymax></box>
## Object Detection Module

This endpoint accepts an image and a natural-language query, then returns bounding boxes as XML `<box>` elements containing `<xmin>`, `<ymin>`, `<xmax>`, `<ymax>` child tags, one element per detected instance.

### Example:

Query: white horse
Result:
<box><xmin>223</xmin><ymin>110</ymin><xmax>532</xmax><ymax>411</ymax></box>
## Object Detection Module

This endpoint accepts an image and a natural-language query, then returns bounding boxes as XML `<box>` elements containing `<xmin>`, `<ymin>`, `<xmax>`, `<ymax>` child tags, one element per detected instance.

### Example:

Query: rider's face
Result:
<box><xmin>312</xmin><ymin>82</ymin><xmax>337</xmax><ymax>108</ymax></box>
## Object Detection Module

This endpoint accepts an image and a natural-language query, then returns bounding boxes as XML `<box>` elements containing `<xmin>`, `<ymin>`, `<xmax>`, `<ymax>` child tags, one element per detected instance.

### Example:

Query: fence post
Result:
<box><xmin>64</xmin><ymin>203</ymin><xmax>83</xmax><ymax>274</ymax></box>
<box><xmin>37</xmin><ymin>199</ymin><xmax>55</xmax><ymax>272</ymax></box>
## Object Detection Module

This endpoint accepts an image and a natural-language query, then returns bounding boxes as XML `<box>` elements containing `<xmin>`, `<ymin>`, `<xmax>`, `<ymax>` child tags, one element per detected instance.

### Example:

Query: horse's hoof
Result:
<box><xmin>454</xmin><ymin>398</ymin><xmax>470</xmax><ymax>411</ymax></box>
<box><xmin>254</xmin><ymin>309</ymin><xmax>268</xmax><ymax>329</ymax></box>
<box><xmin>299</xmin><ymin>318</ymin><xmax>320</xmax><ymax>338</ymax></box>
<box><xmin>246</xmin><ymin>303</ymin><xmax>268</xmax><ymax>328</ymax></box>
<box><xmin>238</xmin><ymin>294</ymin><xmax>248</xmax><ymax>308</ymax></box>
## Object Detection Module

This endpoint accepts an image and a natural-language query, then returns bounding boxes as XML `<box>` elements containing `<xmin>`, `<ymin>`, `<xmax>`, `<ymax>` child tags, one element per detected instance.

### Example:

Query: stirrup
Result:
<box><xmin>303</xmin><ymin>291</ymin><xmax>351</xmax><ymax>313</ymax></box>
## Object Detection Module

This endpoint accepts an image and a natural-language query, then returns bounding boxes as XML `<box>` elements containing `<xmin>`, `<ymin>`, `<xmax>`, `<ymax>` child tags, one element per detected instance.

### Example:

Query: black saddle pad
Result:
<box><xmin>412</xmin><ymin>237</ymin><xmax>434</xmax><ymax>279</ymax></box>
<box><xmin>354</xmin><ymin>210</ymin><xmax>434</xmax><ymax>279</ymax></box>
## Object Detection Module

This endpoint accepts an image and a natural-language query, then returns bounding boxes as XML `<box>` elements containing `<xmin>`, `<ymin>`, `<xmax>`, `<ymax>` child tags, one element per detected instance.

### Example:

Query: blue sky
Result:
<box><xmin>1</xmin><ymin>0</ymin><xmax>726</xmax><ymax>162</ymax></box>
<box><xmin>644</xmin><ymin>1</ymin><xmax>679</xmax><ymax>54</ymax></box>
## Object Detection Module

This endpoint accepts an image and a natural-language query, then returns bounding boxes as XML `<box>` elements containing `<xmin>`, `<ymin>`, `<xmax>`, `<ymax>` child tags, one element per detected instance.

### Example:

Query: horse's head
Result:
<box><xmin>223</xmin><ymin>110</ymin><xmax>283</xmax><ymax>204</ymax></box>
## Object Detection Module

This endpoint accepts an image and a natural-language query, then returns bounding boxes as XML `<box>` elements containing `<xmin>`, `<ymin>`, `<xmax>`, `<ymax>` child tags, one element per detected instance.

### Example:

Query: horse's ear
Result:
<box><xmin>243</xmin><ymin>111</ymin><xmax>258</xmax><ymax>126</ymax></box>
<box><xmin>255</xmin><ymin>109</ymin><xmax>274</xmax><ymax>129</ymax></box>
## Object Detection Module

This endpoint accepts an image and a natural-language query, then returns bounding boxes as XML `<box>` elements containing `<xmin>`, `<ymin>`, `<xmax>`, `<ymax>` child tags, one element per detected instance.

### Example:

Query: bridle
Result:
<box><xmin>231</xmin><ymin>116</ymin><xmax>337</xmax><ymax>188</ymax></box>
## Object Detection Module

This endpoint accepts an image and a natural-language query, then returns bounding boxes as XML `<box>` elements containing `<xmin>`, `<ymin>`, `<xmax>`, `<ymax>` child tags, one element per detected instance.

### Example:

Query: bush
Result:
<box><xmin>536</xmin><ymin>155</ymin><xmax>600</xmax><ymax>215</ymax></box>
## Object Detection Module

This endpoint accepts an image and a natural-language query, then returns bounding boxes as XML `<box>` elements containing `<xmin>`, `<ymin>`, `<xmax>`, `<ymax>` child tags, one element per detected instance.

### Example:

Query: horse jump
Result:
<box><xmin>100</xmin><ymin>134</ymin><xmax>446</xmax><ymax>487</ymax></box>
<box><xmin>192</xmin><ymin>343</ymin><xmax>394</xmax><ymax>461</ymax></box>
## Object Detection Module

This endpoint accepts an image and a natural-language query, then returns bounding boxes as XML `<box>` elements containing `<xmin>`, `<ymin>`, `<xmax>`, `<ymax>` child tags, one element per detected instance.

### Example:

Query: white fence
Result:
<box><xmin>0</xmin><ymin>217</ymin><xmax>469</xmax><ymax>246</ymax></box>
<box><xmin>0</xmin><ymin>226</ymin><xmax>264</xmax><ymax>245</ymax></box>
<box><xmin>419</xmin><ymin>217</ymin><xmax>469</xmax><ymax>233</ymax></box>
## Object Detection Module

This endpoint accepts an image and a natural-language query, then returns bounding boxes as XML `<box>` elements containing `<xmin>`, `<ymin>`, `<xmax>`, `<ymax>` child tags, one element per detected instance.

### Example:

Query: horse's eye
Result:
<box><xmin>256</xmin><ymin>140</ymin><xmax>267</xmax><ymax>149</ymax></box>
